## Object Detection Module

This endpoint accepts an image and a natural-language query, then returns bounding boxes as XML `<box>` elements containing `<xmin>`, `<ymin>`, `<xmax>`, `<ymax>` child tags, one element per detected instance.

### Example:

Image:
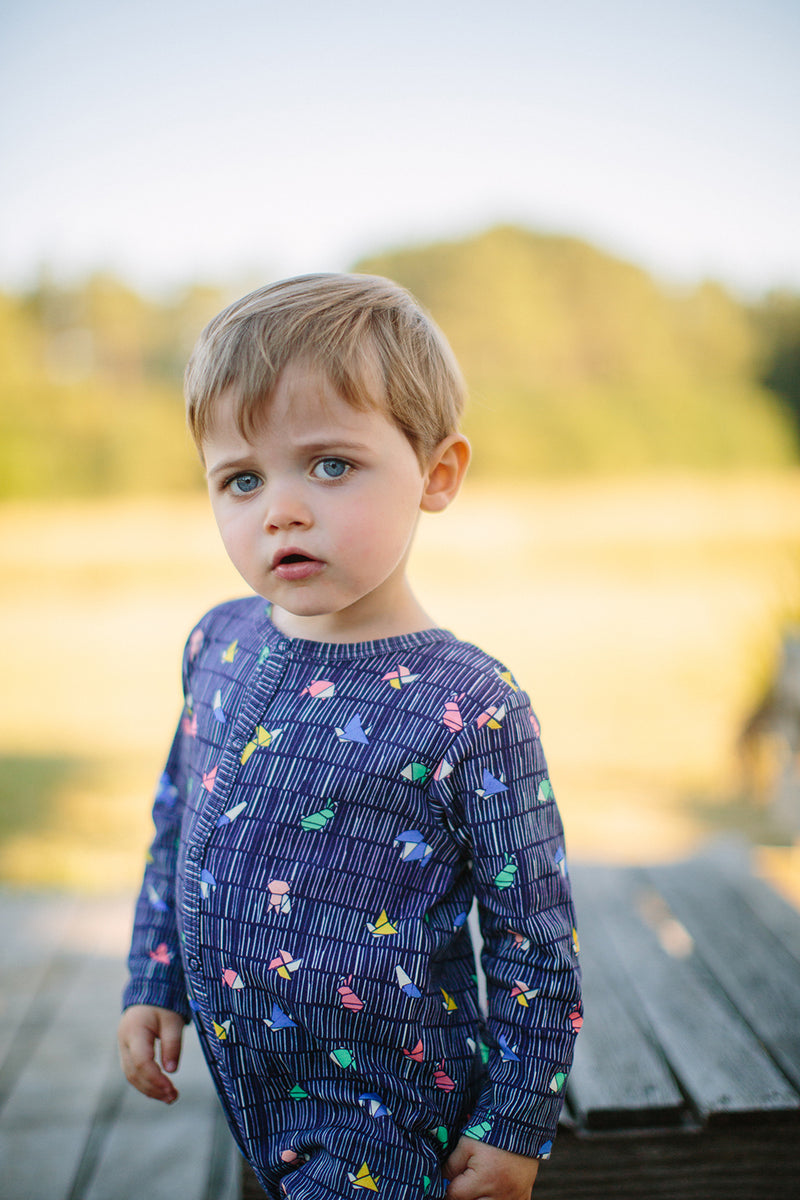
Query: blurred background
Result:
<box><xmin>1</xmin><ymin>0</ymin><xmax>800</xmax><ymax>899</ymax></box>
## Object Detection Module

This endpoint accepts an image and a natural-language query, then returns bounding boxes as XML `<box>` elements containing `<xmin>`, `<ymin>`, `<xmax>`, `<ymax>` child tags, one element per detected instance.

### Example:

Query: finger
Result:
<box><xmin>443</xmin><ymin>1160</ymin><xmax>478</xmax><ymax>1198</ymax></box>
<box><xmin>444</xmin><ymin>1140</ymin><xmax>472</xmax><ymax>1178</ymax></box>
<box><xmin>129</xmin><ymin>1054</ymin><xmax>180</xmax><ymax>1103</ymax></box>
<box><xmin>444</xmin><ymin>1173</ymin><xmax>483</xmax><ymax>1200</ymax></box>
<box><xmin>120</xmin><ymin>1024</ymin><xmax>179</xmax><ymax>1103</ymax></box>
<box><xmin>121</xmin><ymin>1039</ymin><xmax>179</xmax><ymax>1102</ymax></box>
<box><xmin>157</xmin><ymin>1012</ymin><xmax>185</xmax><ymax>1074</ymax></box>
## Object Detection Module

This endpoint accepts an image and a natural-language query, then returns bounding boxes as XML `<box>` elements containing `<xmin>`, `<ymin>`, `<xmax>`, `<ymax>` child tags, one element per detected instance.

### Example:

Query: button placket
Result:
<box><xmin>180</xmin><ymin>640</ymin><xmax>293</xmax><ymax>983</ymax></box>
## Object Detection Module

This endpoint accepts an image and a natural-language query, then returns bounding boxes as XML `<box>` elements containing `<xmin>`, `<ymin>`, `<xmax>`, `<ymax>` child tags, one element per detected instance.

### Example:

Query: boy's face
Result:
<box><xmin>203</xmin><ymin>361</ymin><xmax>435</xmax><ymax>641</ymax></box>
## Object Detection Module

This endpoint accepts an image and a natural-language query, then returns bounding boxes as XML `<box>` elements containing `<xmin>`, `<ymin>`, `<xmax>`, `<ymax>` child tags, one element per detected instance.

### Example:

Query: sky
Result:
<box><xmin>1</xmin><ymin>0</ymin><xmax>798</xmax><ymax>298</ymax></box>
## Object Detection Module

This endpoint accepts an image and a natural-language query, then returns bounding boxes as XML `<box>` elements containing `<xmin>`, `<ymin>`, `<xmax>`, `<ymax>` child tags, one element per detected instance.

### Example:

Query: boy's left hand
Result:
<box><xmin>444</xmin><ymin>1136</ymin><xmax>540</xmax><ymax>1199</ymax></box>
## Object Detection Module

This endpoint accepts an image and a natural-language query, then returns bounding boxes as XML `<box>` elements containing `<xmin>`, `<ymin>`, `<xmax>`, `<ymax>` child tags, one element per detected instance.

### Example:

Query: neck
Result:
<box><xmin>269</xmin><ymin>588</ymin><xmax>436</xmax><ymax>645</ymax></box>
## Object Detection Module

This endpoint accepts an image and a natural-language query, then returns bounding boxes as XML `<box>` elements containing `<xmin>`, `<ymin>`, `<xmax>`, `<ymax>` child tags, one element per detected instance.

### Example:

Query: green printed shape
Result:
<box><xmin>401</xmin><ymin>762</ymin><xmax>431</xmax><ymax>783</ymax></box>
<box><xmin>493</xmin><ymin>854</ymin><xmax>518</xmax><ymax>890</ymax></box>
<box><xmin>463</xmin><ymin>1118</ymin><xmax>492</xmax><ymax>1141</ymax></box>
<box><xmin>475</xmin><ymin>1039</ymin><xmax>490</xmax><ymax>1065</ymax></box>
<box><xmin>300</xmin><ymin>802</ymin><xmax>337</xmax><ymax>831</ymax></box>
<box><xmin>289</xmin><ymin>1083</ymin><xmax>309</xmax><ymax>1100</ymax></box>
<box><xmin>537</xmin><ymin>778</ymin><xmax>554</xmax><ymax>803</ymax></box>
<box><xmin>330</xmin><ymin>1047</ymin><xmax>355</xmax><ymax>1069</ymax></box>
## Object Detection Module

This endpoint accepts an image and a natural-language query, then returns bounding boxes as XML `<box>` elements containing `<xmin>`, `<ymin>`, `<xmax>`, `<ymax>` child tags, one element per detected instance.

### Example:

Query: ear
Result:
<box><xmin>420</xmin><ymin>433</ymin><xmax>471</xmax><ymax>513</ymax></box>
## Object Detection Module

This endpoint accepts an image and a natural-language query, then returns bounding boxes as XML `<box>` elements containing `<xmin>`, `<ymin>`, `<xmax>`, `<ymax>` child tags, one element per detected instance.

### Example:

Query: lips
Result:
<box><xmin>271</xmin><ymin>548</ymin><xmax>325</xmax><ymax>582</ymax></box>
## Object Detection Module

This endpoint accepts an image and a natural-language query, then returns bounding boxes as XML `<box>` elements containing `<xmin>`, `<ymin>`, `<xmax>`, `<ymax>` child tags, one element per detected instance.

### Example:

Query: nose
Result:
<box><xmin>262</xmin><ymin>479</ymin><xmax>313</xmax><ymax>533</ymax></box>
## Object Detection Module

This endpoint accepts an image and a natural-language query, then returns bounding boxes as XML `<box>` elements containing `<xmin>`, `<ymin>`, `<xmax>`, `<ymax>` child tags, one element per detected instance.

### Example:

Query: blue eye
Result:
<box><xmin>228</xmin><ymin>472</ymin><xmax>261</xmax><ymax>495</ymax></box>
<box><xmin>313</xmin><ymin>459</ymin><xmax>350</xmax><ymax>480</ymax></box>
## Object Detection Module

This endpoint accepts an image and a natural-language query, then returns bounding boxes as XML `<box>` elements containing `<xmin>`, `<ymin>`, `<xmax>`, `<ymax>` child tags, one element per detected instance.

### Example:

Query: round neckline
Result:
<box><xmin>257</xmin><ymin>608</ymin><xmax>456</xmax><ymax>660</ymax></box>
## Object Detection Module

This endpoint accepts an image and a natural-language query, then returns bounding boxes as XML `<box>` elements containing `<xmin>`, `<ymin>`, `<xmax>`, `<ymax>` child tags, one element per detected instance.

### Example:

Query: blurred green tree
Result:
<box><xmin>1</xmin><ymin>229</ymin><xmax>798</xmax><ymax>499</ymax></box>
<box><xmin>753</xmin><ymin>290</ymin><xmax>800</xmax><ymax>443</ymax></box>
<box><xmin>358</xmin><ymin>225</ymin><xmax>798</xmax><ymax>475</ymax></box>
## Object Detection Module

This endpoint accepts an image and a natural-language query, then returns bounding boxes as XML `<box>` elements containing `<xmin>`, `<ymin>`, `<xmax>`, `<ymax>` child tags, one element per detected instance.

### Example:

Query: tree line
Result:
<box><xmin>2</xmin><ymin>225</ymin><xmax>799</xmax><ymax>498</ymax></box>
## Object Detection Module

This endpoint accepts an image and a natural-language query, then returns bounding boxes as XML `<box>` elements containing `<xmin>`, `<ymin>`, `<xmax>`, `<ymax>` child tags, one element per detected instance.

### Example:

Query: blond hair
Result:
<box><xmin>185</xmin><ymin>273</ymin><xmax>465</xmax><ymax>462</ymax></box>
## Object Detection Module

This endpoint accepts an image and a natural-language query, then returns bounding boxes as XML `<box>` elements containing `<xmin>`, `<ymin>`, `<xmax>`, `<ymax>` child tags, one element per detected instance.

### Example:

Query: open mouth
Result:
<box><xmin>272</xmin><ymin>551</ymin><xmax>324</xmax><ymax>581</ymax></box>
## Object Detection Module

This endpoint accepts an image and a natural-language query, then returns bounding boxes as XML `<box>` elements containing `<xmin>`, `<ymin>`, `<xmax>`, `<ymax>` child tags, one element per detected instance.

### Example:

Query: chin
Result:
<box><xmin>271</xmin><ymin>599</ymin><xmax>341</xmax><ymax>622</ymax></box>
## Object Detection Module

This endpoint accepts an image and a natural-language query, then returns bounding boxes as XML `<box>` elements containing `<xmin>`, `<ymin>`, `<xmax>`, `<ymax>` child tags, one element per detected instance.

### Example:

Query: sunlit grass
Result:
<box><xmin>1</xmin><ymin>474</ymin><xmax>799</xmax><ymax>891</ymax></box>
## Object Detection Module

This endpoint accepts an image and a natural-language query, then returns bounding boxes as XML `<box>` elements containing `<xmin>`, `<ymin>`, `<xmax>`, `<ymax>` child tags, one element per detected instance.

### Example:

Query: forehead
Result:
<box><xmin>202</xmin><ymin>361</ymin><xmax>402</xmax><ymax>454</ymax></box>
<box><xmin>209</xmin><ymin>356</ymin><xmax>387</xmax><ymax>437</ymax></box>
<box><xmin>271</xmin><ymin>360</ymin><xmax>374</xmax><ymax>416</ymax></box>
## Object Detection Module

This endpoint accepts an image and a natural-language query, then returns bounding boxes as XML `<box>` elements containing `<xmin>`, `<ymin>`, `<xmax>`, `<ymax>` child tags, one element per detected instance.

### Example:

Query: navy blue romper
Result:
<box><xmin>124</xmin><ymin>597</ymin><xmax>581</xmax><ymax>1198</ymax></box>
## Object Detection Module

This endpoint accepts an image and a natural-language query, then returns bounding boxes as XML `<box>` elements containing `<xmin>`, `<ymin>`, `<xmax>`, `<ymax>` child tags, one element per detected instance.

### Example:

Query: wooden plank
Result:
<box><xmin>82</xmin><ymin>1032</ymin><xmax>240</xmax><ymax>1200</ymax></box>
<box><xmin>0</xmin><ymin>898</ymin><xmax>239</xmax><ymax>1200</ymax></box>
<box><xmin>0</xmin><ymin>955</ymin><xmax>122</xmax><ymax>1124</ymax></box>
<box><xmin>710</xmin><ymin>851</ymin><xmax>800</xmax><ymax>963</ymax></box>
<box><xmin>0</xmin><ymin>956</ymin><xmax>78</xmax><ymax>1114</ymax></box>
<box><xmin>0</xmin><ymin>955</ymin><xmax>123</xmax><ymax>1199</ymax></box>
<box><xmin>567</xmin><ymin>868</ymin><xmax>686</xmax><ymax>1130</ymax></box>
<box><xmin>576</xmin><ymin>865</ymin><xmax>799</xmax><ymax>1123</ymax></box>
<box><xmin>0</xmin><ymin>891</ymin><xmax>81</xmax><ymax>970</ymax></box>
<box><xmin>205</xmin><ymin>1105</ymin><xmax>243</xmax><ymax>1200</ymax></box>
<box><xmin>645</xmin><ymin>858</ymin><xmax>800</xmax><ymax>1092</ymax></box>
<box><xmin>0</xmin><ymin>892</ymin><xmax>81</xmax><ymax>1082</ymax></box>
<box><xmin>539</xmin><ymin>1119</ymin><xmax>800</xmax><ymax>1199</ymax></box>
<box><xmin>1</xmin><ymin>1127</ymin><xmax>104</xmax><ymax>1200</ymax></box>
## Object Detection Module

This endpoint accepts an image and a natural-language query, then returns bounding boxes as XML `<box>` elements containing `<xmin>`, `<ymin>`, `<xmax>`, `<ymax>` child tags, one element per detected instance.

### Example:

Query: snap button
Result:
<box><xmin>188</xmin><ymin>846</ymin><xmax>202</xmax><ymax>861</ymax></box>
<box><xmin>188</xmin><ymin>956</ymin><xmax>201</xmax><ymax>972</ymax></box>
<box><xmin>277</xmin><ymin>638</ymin><xmax>290</xmax><ymax>653</ymax></box>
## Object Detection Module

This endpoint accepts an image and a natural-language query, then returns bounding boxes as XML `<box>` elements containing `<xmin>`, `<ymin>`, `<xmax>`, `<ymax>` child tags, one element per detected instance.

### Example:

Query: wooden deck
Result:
<box><xmin>0</xmin><ymin>890</ymin><xmax>240</xmax><ymax>1200</ymax></box>
<box><xmin>1</xmin><ymin>846</ymin><xmax>799</xmax><ymax>1199</ymax></box>
<box><xmin>538</xmin><ymin>848</ymin><xmax>800</xmax><ymax>1199</ymax></box>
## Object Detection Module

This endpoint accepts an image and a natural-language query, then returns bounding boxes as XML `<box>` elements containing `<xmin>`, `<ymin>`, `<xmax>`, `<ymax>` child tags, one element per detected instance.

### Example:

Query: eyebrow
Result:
<box><xmin>206</xmin><ymin>456</ymin><xmax>257</xmax><ymax>479</ymax></box>
<box><xmin>205</xmin><ymin>440</ymin><xmax>372</xmax><ymax>479</ymax></box>
<box><xmin>292</xmin><ymin>438</ymin><xmax>371</xmax><ymax>455</ymax></box>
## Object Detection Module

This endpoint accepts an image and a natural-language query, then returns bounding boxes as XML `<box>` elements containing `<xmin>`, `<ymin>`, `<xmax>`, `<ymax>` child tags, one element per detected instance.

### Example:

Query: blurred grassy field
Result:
<box><xmin>2</xmin><ymin>473</ymin><xmax>800</xmax><ymax>892</ymax></box>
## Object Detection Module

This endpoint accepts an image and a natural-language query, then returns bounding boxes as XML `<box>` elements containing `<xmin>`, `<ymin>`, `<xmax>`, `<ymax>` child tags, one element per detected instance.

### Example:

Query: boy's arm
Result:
<box><xmin>123</xmin><ymin>734</ymin><xmax>192</xmax><ymax>1018</ymax></box>
<box><xmin>440</xmin><ymin>687</ymin><xmax>582</xmax><ymax>1164</ymax></box>
<box><xmin>123</xmin><ymin>634</ymin><xmax>199</xmax><ymax>1020</ymax></box>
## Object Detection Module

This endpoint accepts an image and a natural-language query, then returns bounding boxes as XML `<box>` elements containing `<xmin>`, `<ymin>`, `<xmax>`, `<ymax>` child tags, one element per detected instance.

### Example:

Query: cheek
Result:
<box><xmin>215</xmin><ymin>511</ymin><xmax>257</xmax><ymax>565</ymax></box>
<box><xmin>335</xmin><ymin>510</ymin><xmax>376</xmax><ymax>556</ymax></box>
<box><xmin>337</xmin><ymin>492</ymin><xmax>419</xmax><ymax>560</ymax></box>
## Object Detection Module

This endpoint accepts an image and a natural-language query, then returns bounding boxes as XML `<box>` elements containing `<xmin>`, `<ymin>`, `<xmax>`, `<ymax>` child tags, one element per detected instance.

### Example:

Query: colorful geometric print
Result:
<box><xmin>124</xmin><ymin>597</ymin><xmax>581</xmax><ymax>1199</ymax></box>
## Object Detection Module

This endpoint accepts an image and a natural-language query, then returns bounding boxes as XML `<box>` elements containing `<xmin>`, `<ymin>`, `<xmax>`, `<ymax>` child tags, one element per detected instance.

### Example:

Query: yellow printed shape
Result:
<box><xmin>495</xmin><ymin>667</ymin><xmax>518</xmax><ymax>691</ymax></box>
<box><xmin>366</xmin><ymin>910</ymin><xmax>398</xmax><ymax>936</ymax></box>
<box><xmin>241</xmin><ymin>725</ymin><xmax>283</xmax><ymax>764</ymax></box>
<box><xmin>476</xmin><ymin>703</ymin><xmax>506</xmax><ymax>730</ymax></box>
<box><xmin>348</xmin><ymin>1162</ymin><xmax>379</xmax><ymax>1191</ymax></box>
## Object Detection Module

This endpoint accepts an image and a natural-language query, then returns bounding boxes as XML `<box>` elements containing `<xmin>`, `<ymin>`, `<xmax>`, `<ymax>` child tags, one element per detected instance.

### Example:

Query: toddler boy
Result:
<box><xmin>119</xmin><ymin>274</ymin><xmax>581</xmax><ymax>1199</ymax></box>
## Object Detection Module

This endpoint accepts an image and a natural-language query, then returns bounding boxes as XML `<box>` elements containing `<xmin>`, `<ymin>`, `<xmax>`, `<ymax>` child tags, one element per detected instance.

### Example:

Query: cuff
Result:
<box><xmin>122</xmin><ymin>979</ymin><xmax>191</xmax><ymax>1023</ymax></box>
<box><xmin>460</xmin><ymin>1088</ymin><xmax>567</xmax><ymax>1161</ymax></box>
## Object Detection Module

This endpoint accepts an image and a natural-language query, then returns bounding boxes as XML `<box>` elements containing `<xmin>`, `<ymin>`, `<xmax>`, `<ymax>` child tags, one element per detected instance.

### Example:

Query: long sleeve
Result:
<box><xmin>437</xmin><ymin>687</ymin><xmax>581</xmax><ymax>1159</ymax></box>
<box><xmin>122</xmin><ymin>642</ymin><xmax>195</xmax><ymax>1020</ymax></box>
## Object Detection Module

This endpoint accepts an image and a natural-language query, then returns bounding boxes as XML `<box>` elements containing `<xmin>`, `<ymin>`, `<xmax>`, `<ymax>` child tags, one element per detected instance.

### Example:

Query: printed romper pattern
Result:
<box><xmin>124</xmin><ymin>597</ymin><xmax>582</xmax><ymax>1200</ymax></box>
